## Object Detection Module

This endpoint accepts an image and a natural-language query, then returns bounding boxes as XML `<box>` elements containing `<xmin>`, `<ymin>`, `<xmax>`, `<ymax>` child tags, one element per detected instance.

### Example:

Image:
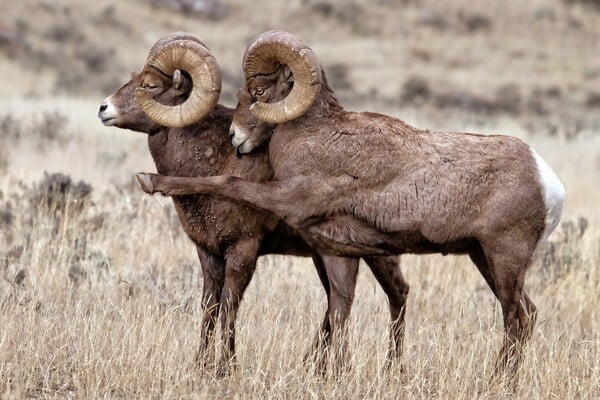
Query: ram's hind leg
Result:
<box><xmin>478</xmin><ymin>235</ymin><xmax>537</xmax><ymax>380</ymax></box>
<box><xmin>306</xmin><ymin>255</ymin><xmax>358</xmax><ymax>374</ymax></box>
<box><xmin>195</xmin><ymin>247</ymin><xmax>225</xmax><ymax>371</ymax></box>
<box><xmin>305</xmin><ymin>253</ymin><xmax>332</xmax><ymax>371</ymax></box>
<box><xmin>363</xmin><ymin>256</ymin><xmax>408</xmax><ymax>368</ymax></box>
<box><xmin>469</xmin><ymin>242</ymin><xmax>537</xmax><ymax>343</ymax></box>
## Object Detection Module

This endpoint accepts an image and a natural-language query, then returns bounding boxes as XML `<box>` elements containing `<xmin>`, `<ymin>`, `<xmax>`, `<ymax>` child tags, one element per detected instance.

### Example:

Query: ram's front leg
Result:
<box><xmin>137</xmin><ymin>172</ymin><xmax>223</xmax><ymax>197</ymax></box>
<box><xmin>195</xmin><ymin>247</ymin><xmax>225</xmax><ymax>372</ymax></box>
<box><xmin>136</xmin><ymin>172</ymin><xmax>321</xmax><ymax>226</ymax></box>
<box><xmin>217</xmin><ymin>238</ymin><xmax>261</xmax><ymax>377</ymax></box>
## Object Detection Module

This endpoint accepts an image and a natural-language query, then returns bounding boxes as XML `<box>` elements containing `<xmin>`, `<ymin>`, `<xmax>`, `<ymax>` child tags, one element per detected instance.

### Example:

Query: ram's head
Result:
<box><xmin>99</xmin><ymin>32</ymin><xmax>221</xmax><ymax>132</ymax></box>
<box><xmin>230</xmin><ymin>31</ymin><xmax>322</xmax><ymax>154</ymax></box>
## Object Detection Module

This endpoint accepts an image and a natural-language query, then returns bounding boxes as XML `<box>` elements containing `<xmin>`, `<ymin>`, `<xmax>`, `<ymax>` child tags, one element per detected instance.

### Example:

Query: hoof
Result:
<box><xmin>136</xmin><ymin>173</ymin><xmax>155</xmax><ymax>194</ymax></box>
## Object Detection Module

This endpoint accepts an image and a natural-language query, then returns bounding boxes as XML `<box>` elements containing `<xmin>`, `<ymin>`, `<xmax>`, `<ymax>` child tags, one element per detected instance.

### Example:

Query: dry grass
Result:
<box><xmin>1</xmin><ymin>0</ymin><xmax>599</xmax><ymax>398</ymax></box>
<box><xmin>0</xmin><ymin>198</ymin><xmax>598</xmax><ymax>399</ymax></box>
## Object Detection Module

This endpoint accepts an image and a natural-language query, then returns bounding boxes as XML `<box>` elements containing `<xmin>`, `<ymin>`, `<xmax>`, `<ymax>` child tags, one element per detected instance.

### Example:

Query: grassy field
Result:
<box><xmin>1</xmin><ymin>0</ymin><xmax>599</xmax><ymax>398</ymax></box>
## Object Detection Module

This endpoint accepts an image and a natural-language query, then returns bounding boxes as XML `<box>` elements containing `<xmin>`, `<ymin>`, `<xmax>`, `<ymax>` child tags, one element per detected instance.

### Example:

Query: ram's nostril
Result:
<box><xmin>229</xmin><ymin>129</ymin><xmax>235</xmax><ymax>139</ymax></box>
<box><xmin>99</xmin><ymin>103</ymin><xmax>108</xmax><ymax>113</ymax></box>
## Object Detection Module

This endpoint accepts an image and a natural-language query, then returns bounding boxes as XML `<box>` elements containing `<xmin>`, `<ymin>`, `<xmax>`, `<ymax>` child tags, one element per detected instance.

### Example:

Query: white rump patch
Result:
<box><xmin>531</xmin><ymin>148</ymin><xmax>565</xmax><ymax>247</ymax></box>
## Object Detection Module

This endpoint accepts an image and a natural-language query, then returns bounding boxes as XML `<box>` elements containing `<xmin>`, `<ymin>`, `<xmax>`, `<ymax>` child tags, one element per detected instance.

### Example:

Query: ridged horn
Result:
<box><xmin>148</xmin><ymin>31</ymin><xmax>209</xmax><ymax>55</ymax></box>
<box><xmin>243</xmin><ymin>30</ymin><xmax>321</xmax><ymax>124</ymax></box>
<box><xmin>134</xmin><ymin>38</ymin><xmax>221</xmax><ymax>128</ymax></box>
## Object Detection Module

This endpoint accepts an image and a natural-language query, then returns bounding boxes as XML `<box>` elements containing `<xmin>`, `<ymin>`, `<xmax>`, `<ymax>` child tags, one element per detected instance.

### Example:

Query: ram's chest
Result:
<box><xmin>147</xmin><ymin>128</ymin><xmax>245</xmax><ymax>254</ymax></box>
<box><xmin>154</xmin><ymin>145</ymin><xmax>221</xmax><ymax>177</ymax></box>
<box><xmin>171</xmin><ymin>195</ymin><xmax>262</xmax><ymax>254</ymax></box>
<box><xmin>148</xmin><ymin>128</ymin><xmax>230</xmax><ymax>178</ymax></box>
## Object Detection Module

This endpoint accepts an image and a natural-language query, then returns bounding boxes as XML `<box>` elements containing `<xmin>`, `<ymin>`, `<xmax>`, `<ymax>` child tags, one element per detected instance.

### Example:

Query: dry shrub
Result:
<box><xmin>0</xmin><ymin>244</ymin><xmax>26</xmax><ymax>288</ymax></box>
<box><xmin>0</xmin><ymin>114</ymin><xmax>23</xmax><ymax>140</ymax></box>
<box><xmin>494</xmin><ymin>83</ymin><xmax>522</xmax><ymax>114</ymax></box>
<box><xmin>401</xmin><ymin>76</ymin><xmax>431</xmax><ymax>104</ymax></box>
<box><xmin>433</xmin><ymin>89</ymin><xmax>498</xmax><ymax>114</ymax></box>
<box><xmin>0</xmin><ymin>27</ymin><xmax>30</xmax><ymax>58</ymax></box>
<box><xmin>536</xmin><ymin>216</ymin><xmax>589</xmax><ymax>283</ymax></box>
<box><xmin>399</xmin><ymin>80</ymin><xmax>564</xmax><ymax>118</ymax></box>
<box><xmin>0</xmin><ymin>172</ymin><xmax>96</xmax><ymax>255</ymax></box>
<box><xmin>461</xmin><ymin>12</ymin><xmax>493</xmax><ymax>32</ymax></box>
<box><xmin>30</xmin><ymin>172</ymin><xmax>93</xmax><ymax>217</ymax></box>
<box><xmin>67</xmin><ymin>237</ymin><xmax>110</xmax><ymax>286</ymax></box>
<box><xmin>399</xmin><ymin>78</ymin><xmax>502</xmax><ymax>113</ymax></box>
<box><xmin>563</xmin><ymin>0</ymin><xmax>600</xmax><ymax>9</ymax></box>
<box><xmin>526</xmin><ymin>86</ymin><xmax>562</xmax><ymax>116</ymax></box>
<box><xmin>586</xmin><ymin>92</ymin><xmax>600</xmax><ymax>108</ymax></box>
<box><xmin>0</xmin><ymin>147</ymin><xmax>8</xmax><ymax>175</ymax></box>
<box><xmin>326</xmin><ymin>63</ymin><xmax>354</xmax><ymax>91</ymax></box>
<box><xmin>0</xmin><ymin>111</ymin><xmax>69</xmax><ymax>149</ymax></box>
<box><xmin>0</xmin><ymin>172</ymin><xmax>110</xmax><ymax>292</ymax></box>
<box><xmin>0</xmin><ymin>201</ymin><xmax>13</xmax><ymax>229</ymax></box>
<box><xmin>45</xmin><ymin>22</ymin><xmax>81</xmax><ymax>43</ymax></box>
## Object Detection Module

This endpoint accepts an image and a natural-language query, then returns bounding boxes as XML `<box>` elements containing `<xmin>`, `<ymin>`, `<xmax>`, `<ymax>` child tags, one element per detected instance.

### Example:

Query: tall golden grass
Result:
<box><xmin>0</xmin><ymin>99</ymin><xmax>598</xmax><ymax>398</ymax></box>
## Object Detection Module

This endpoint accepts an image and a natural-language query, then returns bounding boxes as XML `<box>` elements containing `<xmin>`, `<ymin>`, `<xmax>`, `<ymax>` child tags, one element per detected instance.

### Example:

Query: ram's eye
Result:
<box><xmin>255</xmin><ymin>88</ymin><xmax>265</xmax><ymax>96</ymax></box>
<box><xmin>143</xmin><ymin>84</ymin><xmax>158</xmax><ymax>90</ymax></box>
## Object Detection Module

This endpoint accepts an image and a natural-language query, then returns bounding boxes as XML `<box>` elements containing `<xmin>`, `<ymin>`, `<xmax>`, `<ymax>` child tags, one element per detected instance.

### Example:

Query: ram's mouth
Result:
<box><xmin>100</xmin><ymin>117</ymin><xmax>116</xmax><ymax>126</ymax></box>
<box><xmin>229</xmin><ymin>121</ymin><xmax>250</xmax><ymax>147</ymax></box>
<box><xmin>231</xmin><ymin>135</ymin><xmax>245</xmax><ymax>147</ymax></box>
<box><xmin>237</xmin><ymin>140</ymin><xmax>255</xmax><ymax>154</ymax></box>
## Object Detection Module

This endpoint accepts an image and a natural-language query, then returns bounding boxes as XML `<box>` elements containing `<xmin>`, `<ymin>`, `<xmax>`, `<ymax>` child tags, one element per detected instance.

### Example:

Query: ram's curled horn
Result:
<box><xmin>148</xmin><ymin>31</ymin><xmax>209</xmax><ymax>55</ymax></box>
<box><xmin>243</xmin><ymin>30</ymin><xmax>321</xmax><ymax>124</ymax></box>
<box><xmin>134</xmin><ymin>38</ymin><xmax>221</xmax><ymax>128</ymax></box>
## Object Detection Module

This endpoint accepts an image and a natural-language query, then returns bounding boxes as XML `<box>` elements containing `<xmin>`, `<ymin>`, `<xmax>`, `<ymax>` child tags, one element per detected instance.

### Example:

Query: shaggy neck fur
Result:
<box><xmin>148</xmin><ymin>104</ymin><xmax>234</xmax><ymax>178</ymax></box>
<box><xmin>303</xmin><ymin>70</ymin><xmax>344</xmax><ymax>120</ymax></box>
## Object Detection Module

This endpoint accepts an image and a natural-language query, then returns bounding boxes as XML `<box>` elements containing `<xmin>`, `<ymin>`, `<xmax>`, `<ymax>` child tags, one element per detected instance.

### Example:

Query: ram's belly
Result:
<box><xmin>347</xmin><ymin>180</ymin><xmax>482</xmax><ymax>245</ymax></box>
<box><xmin>305</xmin><ymin>214</ymin><xmax>475</xmax><ymax>257</ymax></box>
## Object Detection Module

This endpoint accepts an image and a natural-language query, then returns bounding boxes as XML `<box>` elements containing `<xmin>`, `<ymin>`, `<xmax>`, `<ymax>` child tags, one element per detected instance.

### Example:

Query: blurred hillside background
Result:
<box><xmin>0</xmin><ymin>1</ymin><xmax>599</xmax><ymax>398</ymax></box>
<box><xmin>1</xmin><ymin>0</ymin><xmax>599</xmax><ymax>114</ymax></box>
<box><xmin>1</xmin><ymin>0</ymin><xmax>599</xmax><ymax>191</ymax></box>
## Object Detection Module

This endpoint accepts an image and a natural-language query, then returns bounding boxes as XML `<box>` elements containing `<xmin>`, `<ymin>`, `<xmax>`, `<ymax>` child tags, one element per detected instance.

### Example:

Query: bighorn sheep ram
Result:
<box><xmin>137</xmin><ymin>30</ymin><xmax>565</xmax><ymax>376</ymax></box>
<box><xmin>99</xmin><ymin>32</ymin><xmax>407</xmax><ymax>374</ymax></box>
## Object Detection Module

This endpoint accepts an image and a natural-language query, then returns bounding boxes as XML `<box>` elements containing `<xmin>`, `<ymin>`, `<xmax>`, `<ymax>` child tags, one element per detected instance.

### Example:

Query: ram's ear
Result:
<box><xmin>173</xmin><ymin>69</ymin><xmax>184</xmax><ymax>90</ymax></box>
<box><xmin>282</xmin><ymin>65</ymin><xmax>294</xmax><ymax>84</ymax></box>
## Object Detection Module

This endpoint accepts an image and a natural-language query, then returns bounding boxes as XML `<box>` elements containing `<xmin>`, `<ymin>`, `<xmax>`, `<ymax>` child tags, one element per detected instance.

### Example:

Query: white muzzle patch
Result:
<box><xmin>230</xmin><ymin>121</ymin><xmax>249</xmax><ymax>147</ymax></box>
<box><xmin>98</xmin><ymin>97</ymin><xmax>119</xmax><ymax>126</ymax></box>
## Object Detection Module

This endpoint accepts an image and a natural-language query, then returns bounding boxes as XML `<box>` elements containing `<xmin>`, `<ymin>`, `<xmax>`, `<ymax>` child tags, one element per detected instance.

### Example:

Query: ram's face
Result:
<box><xmin>98</xmin><ymin>68</ymin><xmax>192</xmax><ymax>134</ymax></box>
<box><xmin>230</xmin><ymin>66</ymin><xmax>293</xmax><ymax>154</ymax></box>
